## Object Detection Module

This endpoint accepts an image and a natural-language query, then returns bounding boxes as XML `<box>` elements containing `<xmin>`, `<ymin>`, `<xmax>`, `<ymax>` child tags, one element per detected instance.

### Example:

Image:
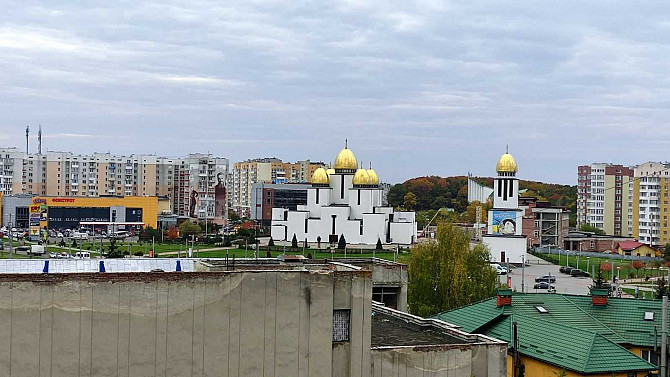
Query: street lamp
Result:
<box><xmin>587</xmin><ymin>257</ymin><xmax>590</xmax><ymax>276</ymax></box>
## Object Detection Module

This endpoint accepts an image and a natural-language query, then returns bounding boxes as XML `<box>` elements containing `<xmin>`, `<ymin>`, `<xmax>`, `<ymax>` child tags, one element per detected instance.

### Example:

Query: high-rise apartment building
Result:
<box><xmin>230</xmin><ymin>158</ymin><xmax>325</xmax><ymax>217</ymax></box>
<box><xmin>631</xmin><ymin>162</ymin><xmax>670</xmax><ymax>246</ymax></box>
<box><xmin>577</xmin><ymin>163</ymin><xmax>633</xmax><ymax>237</ymax></box>
<box><xmin>0</xmin><ymin>147</ymin><xmax>228</xmax><ymax>220</ymax></box>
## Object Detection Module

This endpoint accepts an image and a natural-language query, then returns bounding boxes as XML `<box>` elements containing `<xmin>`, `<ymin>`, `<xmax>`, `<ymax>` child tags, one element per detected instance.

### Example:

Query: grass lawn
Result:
<box><xmin>535</xmin><ymin>252</ymin><xmax>665</xmax><ymax>281</ymax></box>
<box><xmin>621</xmin><ymin>287</ymin><xmax>656</xmax><ymax>300</ymax></box>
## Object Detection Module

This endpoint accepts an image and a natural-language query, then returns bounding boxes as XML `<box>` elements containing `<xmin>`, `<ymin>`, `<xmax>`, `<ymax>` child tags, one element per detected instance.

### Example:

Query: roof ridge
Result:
<box><xmin>560</xmin><ymin>295</ymin><xmax>622</xmax><ymax>340</ymax></box>
<box><xmin>583</xmin><ymin>330</ymin><xmax>598</xmax><ymax>372</ymax></box>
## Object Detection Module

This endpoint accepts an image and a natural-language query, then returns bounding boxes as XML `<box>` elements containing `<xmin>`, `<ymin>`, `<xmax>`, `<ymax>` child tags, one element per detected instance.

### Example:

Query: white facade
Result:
<box><xmin>482</xmin><ymin>153</ymin><xmax>527</xmax><ymax>264</ymax></box>
<box><xmin>271</xmin><ymin>149</ymin><xmax>417</xmax><ymax>245</ymax></box>
<box><xmin>634</xmin><ymin>162</ymin><xmax>667</xmax><ymax>245</ymax></box>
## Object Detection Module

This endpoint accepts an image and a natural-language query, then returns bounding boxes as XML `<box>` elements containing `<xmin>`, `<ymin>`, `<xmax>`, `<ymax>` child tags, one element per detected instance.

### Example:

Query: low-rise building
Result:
<box><xmin>563</xmin><ymin>230</ymin><xmax>635</xmax><ymax>253</ymax></box>
<box><xmin>434</xmin><ymin>290</ymin><xmax>659</xmax><ymax>376</ymax></box>
<box><xmin>0</xmin><ymin>258</ymin><xmax>506</xmax><ymax>377</ymax></box>
<box><xmin>519</xmin><ymin>197</ymin><xmax>570</xmax><ymax>248</ymax></box>
<box><xmin>249</xmin><ymin>182</ymin><xmax>310</xmax><ymax>226</ymax></box>
<box><xmin>615</xmin><ymin>240</ymin><xmax>659</xmax><ymax>257</ymax></box>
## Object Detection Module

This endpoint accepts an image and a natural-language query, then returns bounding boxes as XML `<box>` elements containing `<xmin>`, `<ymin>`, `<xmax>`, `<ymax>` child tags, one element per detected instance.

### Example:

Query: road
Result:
<box><xmin>499</xmin><ymin>253</ymin><xmax>593</xmax><ymax>295</ymax></box>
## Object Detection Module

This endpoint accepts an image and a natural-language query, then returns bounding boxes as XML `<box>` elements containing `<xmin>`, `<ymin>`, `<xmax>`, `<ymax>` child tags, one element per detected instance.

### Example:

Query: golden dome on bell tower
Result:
<box><xmin>496</xmin><ymin>150</ymin><xmax>518</xmax><ymax>174</ymax></box>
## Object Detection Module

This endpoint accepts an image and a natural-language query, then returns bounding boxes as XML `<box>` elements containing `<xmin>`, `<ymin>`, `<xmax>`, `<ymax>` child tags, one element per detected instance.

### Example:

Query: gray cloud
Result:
<box><xmin>1</xmin><ymin>1</ymin><xmax>669</xmax><ymax>184</ymax></box>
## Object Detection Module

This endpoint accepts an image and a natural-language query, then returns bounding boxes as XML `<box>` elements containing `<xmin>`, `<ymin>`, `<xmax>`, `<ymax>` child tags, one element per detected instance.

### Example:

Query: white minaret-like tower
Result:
<box><xmin>483</xmin><ymin>149</ymin><xmax>527</xmax><ymax>265</ymax></box>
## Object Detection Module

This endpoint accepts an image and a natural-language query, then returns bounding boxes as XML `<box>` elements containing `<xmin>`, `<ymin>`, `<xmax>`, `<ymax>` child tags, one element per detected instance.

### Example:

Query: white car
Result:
<box><xmin>491</xmin><ymin>263</ymin><xmax>508</xmax><ymax>275</ymax></box>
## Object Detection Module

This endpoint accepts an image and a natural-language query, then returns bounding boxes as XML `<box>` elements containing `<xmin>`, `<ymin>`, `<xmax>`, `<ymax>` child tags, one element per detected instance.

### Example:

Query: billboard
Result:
<box><xmin>491</xmin><ymin>210</ymin><xmax>518</xmax><ymax>235</ymax></box>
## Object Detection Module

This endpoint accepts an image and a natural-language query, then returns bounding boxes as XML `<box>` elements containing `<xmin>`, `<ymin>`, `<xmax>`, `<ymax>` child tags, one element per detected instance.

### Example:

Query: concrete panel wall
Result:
<box><xmin>0</xmin><ymin>270</ymin><xmax>371</xmax><ymax>377</ymax></box>
<box><xmin>371</xmin><ymin>344</ymin><xmax>506</xmax><ymax>377</ymax></box>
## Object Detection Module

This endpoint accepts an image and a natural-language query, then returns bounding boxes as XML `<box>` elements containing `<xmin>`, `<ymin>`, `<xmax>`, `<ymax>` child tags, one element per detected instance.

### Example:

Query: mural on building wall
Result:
<box><xmin>491</xmin><ymin>210</ymin><xmax>517</xmax><ymax>235</ymax></box>
<box><xmin>215</xmin><ymin>171</ymin><xmax>227</xmax><ymax>218</ymax></box>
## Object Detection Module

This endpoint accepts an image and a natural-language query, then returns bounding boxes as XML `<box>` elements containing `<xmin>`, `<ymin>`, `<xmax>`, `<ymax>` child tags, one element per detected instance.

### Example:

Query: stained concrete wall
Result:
<box><xmin>371</xmin><ymin>344</ymin><xmax>507</xmax><ymax>377</ymax></box>
<box><xmin>0</xmin><ymin>270</ymin><xmax>372</xmax><ymax>377</ymax></box>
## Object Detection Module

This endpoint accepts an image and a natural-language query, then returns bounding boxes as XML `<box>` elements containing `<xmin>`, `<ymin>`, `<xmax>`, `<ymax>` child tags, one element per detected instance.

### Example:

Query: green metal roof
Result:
<box><xmin>484</xmin><ymin>314</ymin><xmax>655</xmax><ymax>374</ymax></box>
<box><xmin>433</xmin><ymin>293</ymin><xmax>660</xmax><ymax>374</ymax></box>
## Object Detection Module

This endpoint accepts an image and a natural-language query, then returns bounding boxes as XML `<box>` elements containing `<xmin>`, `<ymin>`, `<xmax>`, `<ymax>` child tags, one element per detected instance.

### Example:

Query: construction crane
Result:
<box><xmin>419</xmin><ymin>207</ymin><xmax>449</xmax><ymax>238</ymax></box>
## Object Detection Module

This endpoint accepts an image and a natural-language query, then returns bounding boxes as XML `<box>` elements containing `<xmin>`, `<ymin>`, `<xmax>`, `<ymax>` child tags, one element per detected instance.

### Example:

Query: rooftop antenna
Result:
<box><xmin>25</xmin><ymin>125</ymin><xmax>29</xmax><ymax>154</ymax></box>
<box><xmin>38</xmin><ymin>125</ymin><xmax>42</xmax><ymax>155</ymax></box>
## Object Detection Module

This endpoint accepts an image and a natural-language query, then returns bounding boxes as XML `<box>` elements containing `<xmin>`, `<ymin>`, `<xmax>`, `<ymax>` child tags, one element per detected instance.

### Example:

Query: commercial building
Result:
<box><xmin>0</xmin><ymin>147</ymin><xmax>228</xmax><ymax>221</ymax></box>
<box><xmin>271</xmin><ymin>147</ymin><xmax>417</xmax><ymax>245</ymax></box>
<box><xmin>519</xmin><ymin>197</ymin><xmax>570</xmax><ymax>248</ymax></box>
<box><xmin>0</xmin><ymin>258</ymin><xmax>506</xmax><ymax>377</ymax></box>
<box><xmin>230</xmin><ymin>158</ymin><xmax>325</xmax><ymax>217</ymax></box>
<box><xmin>482</xmin><ymin>151</ymin><xmax>527</xmax><ymax>264</ymax></box>
<box><xmin>25</xmin><ymin>196</ymin><xmax>158</xmax><ymax>238</ymax></box>
<box><xmin>249</xmin><ymin>182</ymin><xmax>310</xmax><ymax>226</ymax></box>
<box><xmin>435</xmin><ymin>291</ymin><xmax>658</xmax><ymax>376</ymax></box>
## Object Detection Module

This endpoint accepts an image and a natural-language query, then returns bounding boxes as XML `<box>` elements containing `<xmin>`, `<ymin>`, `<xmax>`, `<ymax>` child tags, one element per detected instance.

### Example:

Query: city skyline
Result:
<box><xmin>3</xmin><ymin>2</ymin><xmax>670</xmax><ymax>184</ymax></box>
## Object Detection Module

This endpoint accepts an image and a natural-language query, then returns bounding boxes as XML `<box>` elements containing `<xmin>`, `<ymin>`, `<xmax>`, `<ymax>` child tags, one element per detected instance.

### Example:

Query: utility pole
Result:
<box><xmin>521</xmin><ymin>255</ymin><xmax>525</xmax><ymax>293</ymax></box>
<box><xmin>662</xmin><ymin>295</ymin><xmax>667</xmax><ymax>377</ymax></box>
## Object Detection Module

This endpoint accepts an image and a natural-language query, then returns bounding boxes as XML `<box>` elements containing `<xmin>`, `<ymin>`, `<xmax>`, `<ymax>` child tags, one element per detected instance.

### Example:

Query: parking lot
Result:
<box><xmin>498</xmin><ymin>254</ymin><xmax>593</xmax><ymax>295</ymax></box>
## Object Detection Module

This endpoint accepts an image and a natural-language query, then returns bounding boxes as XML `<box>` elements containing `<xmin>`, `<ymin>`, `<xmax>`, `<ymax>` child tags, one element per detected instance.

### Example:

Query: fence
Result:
<box><xmin>532</xmin><ymin>246</ymin><xmax>660</xmax><ymax>263</ymax></box>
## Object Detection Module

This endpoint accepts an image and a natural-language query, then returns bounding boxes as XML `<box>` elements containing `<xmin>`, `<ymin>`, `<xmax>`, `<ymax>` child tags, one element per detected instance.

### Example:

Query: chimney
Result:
<box><xmin>497</xmin><ymin>288</ymin><xmax>513</xmax><ymax>307</ymax></box>
<box><xmin>590</xmin><ymin>288</ymin><xmax>609</xmax><ymax>306</ymax></box>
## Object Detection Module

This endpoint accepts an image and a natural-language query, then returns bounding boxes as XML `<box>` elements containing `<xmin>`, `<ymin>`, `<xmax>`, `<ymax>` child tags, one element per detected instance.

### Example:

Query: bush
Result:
<box><xmin>268</xmin><ymin>237</ymin><xmax>275</xmax><ymax>247</ymax></box>
<box><xmin>133</xmin><ymin>251</ymin><xmax>144</xmax><ymax>257</ymax></box>
<box><xmin>338</xmin><ymin>234</ymin><xmax>346</xmax><ymax>250</ymax></box>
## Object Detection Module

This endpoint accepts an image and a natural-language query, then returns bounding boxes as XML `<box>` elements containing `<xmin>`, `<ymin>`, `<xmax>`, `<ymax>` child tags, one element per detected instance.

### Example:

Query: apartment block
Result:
<box><xmin>632</xmin><ymin>162</ymin><xmax>670</xmax><ymax>246</ymax></box>
<box><xmin>577</xmin><ymin>163</ymin><xmax>633</xmax><ymax>236</ymax></box>
<box><xmin>0</xmin><ymin>148</ymin><xmax>228</xmax><ymax>220</ymax></box>
<box><xmin>230</xmin><ymin>158</ymin><xmax>324</xmax><ymax>217</ymax></box>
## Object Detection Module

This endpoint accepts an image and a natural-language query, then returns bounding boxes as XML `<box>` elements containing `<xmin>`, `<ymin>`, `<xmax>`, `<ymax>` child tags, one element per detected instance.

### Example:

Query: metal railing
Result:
<box><xmin>532</xmin><ymin>246</ymin><xmax>660</xmax><ymax>262</ymax></box>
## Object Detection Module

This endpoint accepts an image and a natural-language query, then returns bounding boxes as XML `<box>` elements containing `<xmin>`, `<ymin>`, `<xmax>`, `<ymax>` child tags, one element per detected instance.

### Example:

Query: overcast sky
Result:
<box><xmin>1</xmin><ymin>1</ymin><xmax>670</xmax><ymax>185</ymax></box>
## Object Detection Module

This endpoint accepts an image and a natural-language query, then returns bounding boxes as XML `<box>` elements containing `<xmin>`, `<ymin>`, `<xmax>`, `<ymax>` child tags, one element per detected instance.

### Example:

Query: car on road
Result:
<box><xmin>533</xmin><ymin>282</ymin><xmax>556</xmax><ymax>291</ymax></box>
<box><xmin>559</xmin><ymin>266</ymin><xmax>574</xmax><ymax>274</ymax></box>
<box><xmin>535</xmin><ymin>275</ymin><xmax>556</xmax><ymax>283</ymax></box>
<box><xmin>570</xmin><ymin>269</ymin><xmax>590</xmax><ymax>277</ymax></box>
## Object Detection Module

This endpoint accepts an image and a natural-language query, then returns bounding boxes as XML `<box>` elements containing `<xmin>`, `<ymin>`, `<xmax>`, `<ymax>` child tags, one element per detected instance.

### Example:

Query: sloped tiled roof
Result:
<box><xmin>483</xmin><ymin>314</ymin><xmax>655</xmax><ymax>374</ymax></box>
<box><xmin>433</xmin><ymin>293</ymin><xmax>660</xmax><ymax>374</ymax></box>
<box><xmin>617</xmin><ymin>240</ymin><xmax>645</xmax><ymax>251</ymax></box>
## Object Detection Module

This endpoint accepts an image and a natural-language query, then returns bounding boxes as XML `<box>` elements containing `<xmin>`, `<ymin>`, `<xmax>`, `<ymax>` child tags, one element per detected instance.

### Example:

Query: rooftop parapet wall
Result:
<box><xmin>0</xmin><ymin>270</ymin><xmax>372</xmax><ymax>377</ymax></box>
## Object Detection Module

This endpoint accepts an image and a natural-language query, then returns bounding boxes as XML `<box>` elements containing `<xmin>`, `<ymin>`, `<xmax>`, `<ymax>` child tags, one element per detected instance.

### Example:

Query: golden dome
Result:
<box><xmin>334</xmin><ymin>148</ymin><xmax>358</xmax><ymax>170</ymax></box>
<box><xmin>326</xmin><ymin>168</ymin><xmax>335</xmax><ymax>176</ymax></box>
<box><xmin>367</xmin><ymin>169</ymin><xmax>379</xmax><ymax>185</ymax></box>
<box><xmin>353</xmin><ymin>169</ymin><xmax>371</xmax><ymax>185</ymax></box>
<box><xmin>311</xmin><ymin>167</ymin><xmax>329</xmax><ymax>184</ymax></box>
<box><xmin>496</xmin><ymin>153</ymin><xmax>518</xmax><ymax>173</ymax></box>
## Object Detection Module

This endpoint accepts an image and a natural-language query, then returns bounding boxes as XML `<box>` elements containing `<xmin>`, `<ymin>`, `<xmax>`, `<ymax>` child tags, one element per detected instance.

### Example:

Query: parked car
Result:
<box><xmin>533</xmin><ymin>282</ymin><xmax>556</xmax><ymax>291</ymax></box>
<box><xmin>570</xmin><ymin>269</ymin><xmax>590</xmax><ymax>277</ymax></box>
<box><xmin>559</xmin><ymin>266</ymin><xmax>574</xmax><ymax>274</ymax></box>
<box><xmin>535</xmin><ymin>275</ymin><xmax>557</xmax><ymax>283</ymax></box>
<box><xmin>490</xmin><ymin>263</ymin><xmax>508</xmax><ymax>275</ymax></box>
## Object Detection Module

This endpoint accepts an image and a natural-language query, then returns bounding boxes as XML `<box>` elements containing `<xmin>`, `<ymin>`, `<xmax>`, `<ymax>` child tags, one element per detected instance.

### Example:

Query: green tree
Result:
<box><xmin>664</xmin><ymin>243</ymin><xmax>670</xmax><ymax>262</ymax></box>
<box><xmin>291</xmin><ymin>234</ymin><xmax>298</xmax><ymax>248</ymax></box>
<box><xmin>386</xmin><ymin>184</ymin><xmax>407</xmax><ymax>207</ymax></box>
<box><xmin>590</xmin><ymin>269</ymin><xmax>607</xmax><ymax>290</ymax></box>
<box><xmin>106</xmin><ymin>238</ymin><xmax>123</xmax><ymax>258</ymax></box>
<box><xmin>578</xmin><ymin>224</ymin><xmax>605</xmax><ymax>235</ymax></box>
<box><xmin>408</xmin><ymin>222</ymin><xmax>497</xmax><ymax>317</ymax></box>
<box><xmin>178</xmin><ymin>221</ymin><xmax>202</xmax><ymax>238</ymax></box>
<box><xmin>376</xmin><ymin>238</ymin><xmax>383</xmax><ymax>250</ymax></box>
<box><xmin>338</xmin><ymin>234</ymin><xmax>347</xmax><ymax>250</ymax></box>
<box><xmin>403</xmin><ymin>192</ymin><xmax>417</xmax><ymax>210</ymax></box>
<box><xmin>268</xmin><ymin>237</ymin><xmax>275</xmax><ymax>247</ymax></box>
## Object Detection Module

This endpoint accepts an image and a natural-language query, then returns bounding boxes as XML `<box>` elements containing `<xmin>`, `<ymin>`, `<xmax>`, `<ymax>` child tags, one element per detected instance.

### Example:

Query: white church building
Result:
<box><xmin>482</xmin><ymin>151</ymin><xmax>527</xmax><ymax>264</ymax></box>
<box><xmin>271</xmin><ymin>146</ymin><xmax>417</xmax><ymax>245</ymax></box>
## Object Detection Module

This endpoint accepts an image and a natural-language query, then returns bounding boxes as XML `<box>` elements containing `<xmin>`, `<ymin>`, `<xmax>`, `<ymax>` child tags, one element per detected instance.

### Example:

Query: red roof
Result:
<box><xmin>617</xmin><ymin>240</ymin><xmax>645</xmax><ymax>251</ymax></box>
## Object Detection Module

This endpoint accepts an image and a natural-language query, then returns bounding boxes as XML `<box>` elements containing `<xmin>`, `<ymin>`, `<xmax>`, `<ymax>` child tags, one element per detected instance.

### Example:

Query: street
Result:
<box><xmin>499</xmin><ymin>253</ymin><xmax>592</xmax><ymax>295</ymax></box>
